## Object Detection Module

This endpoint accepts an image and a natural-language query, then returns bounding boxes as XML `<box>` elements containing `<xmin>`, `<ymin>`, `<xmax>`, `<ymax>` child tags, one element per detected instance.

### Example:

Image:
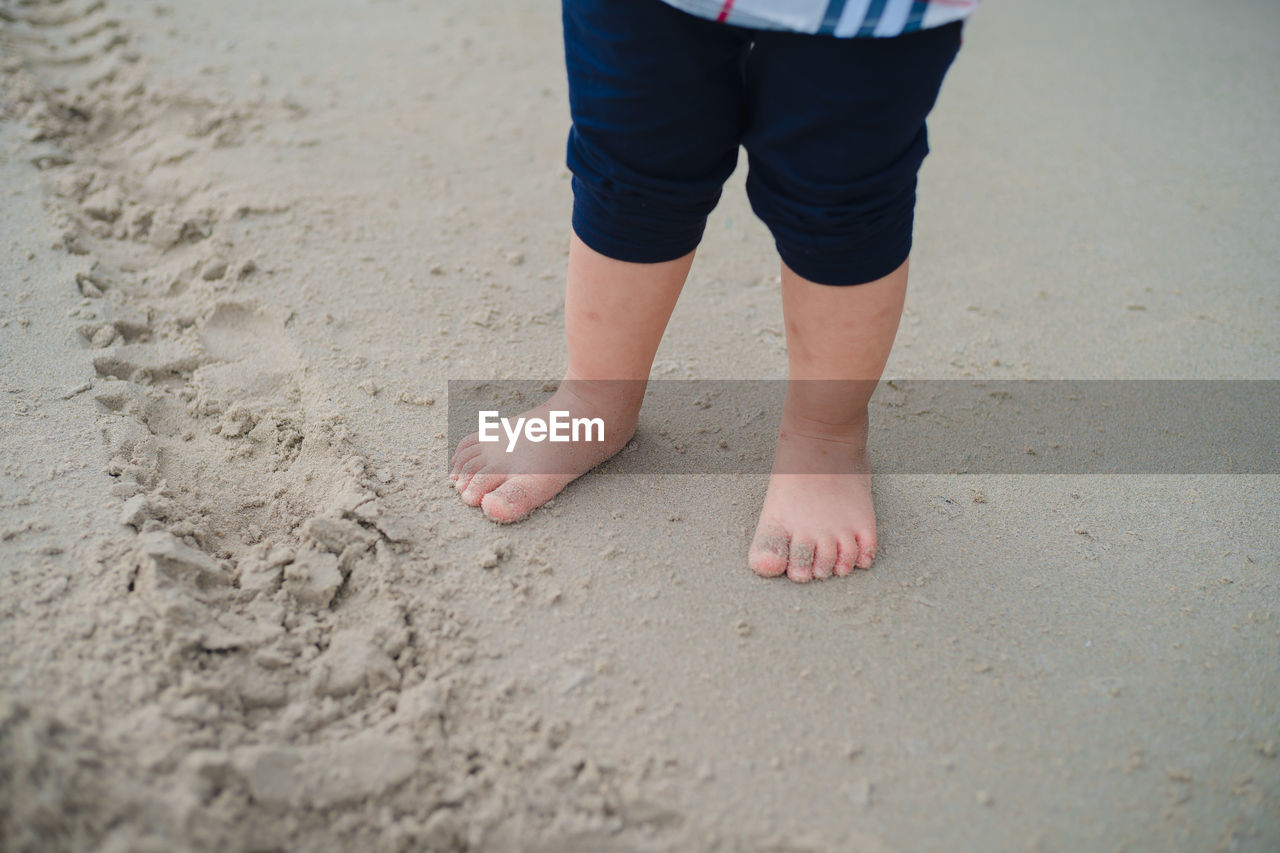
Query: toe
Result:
<box><xmin>811</xmin><ymin>537</ymin><xmax>837</xmax><ymax>580</ymax></box>
<box><xmin>834</xmin><ymin>533</ymin><xmax>858</xmax><ymax>576</ymax></box>
<box><xmin>786</xmin><ymin>538</ymin><xmax>817</xmax><ymax>583</ymax></box>
<box><xmin>854</xmin><ymin>530</ymin><xmax>878</xmax><ymax>569</ymax></box>
<box><xmin>829</xmin><ymin>535</ymin><xmax>860</xmax><ymax>573</ymax></box>
<box><xmin>450</xmin><ymin>444</ymin><xmax>483</xmax><ymax>481</ymax></box>
<box><xmin>481</xmin><ymin>476</ymin><xmax>551</xmax><ymax>524</ymax></box>
<box><xmin>454</xmin><ymin>455</ymin><xmax>487</xmax><ymax>493</ymax></box>
<box><xmin>450</xmin><ymin>434</ymin><xmax>481</xmax><ymax>471</ymax></box>
<box><xmin>748</xmin><ymin>522</ymin><xmax>789</xmax><ymax>578</ymax></box>
<box><xmin>460</xmin><ymin>469</ymin><xmax>505</xmax><ymax>507</ymax></box>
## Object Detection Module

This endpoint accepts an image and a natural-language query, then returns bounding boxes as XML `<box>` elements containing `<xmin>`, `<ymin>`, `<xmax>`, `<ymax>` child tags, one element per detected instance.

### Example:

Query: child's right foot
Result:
<box><xmin>449</xmin><ymin>379</ymin><xmax>641</xmax><ymax>523</ymax></box>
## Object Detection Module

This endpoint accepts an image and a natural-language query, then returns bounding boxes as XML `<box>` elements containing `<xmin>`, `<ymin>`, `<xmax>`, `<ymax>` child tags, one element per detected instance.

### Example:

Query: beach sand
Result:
<box><xmin>1</xmin><ymin>0</ymin><xmax>1277</xmax><ymax>850</ymax></box>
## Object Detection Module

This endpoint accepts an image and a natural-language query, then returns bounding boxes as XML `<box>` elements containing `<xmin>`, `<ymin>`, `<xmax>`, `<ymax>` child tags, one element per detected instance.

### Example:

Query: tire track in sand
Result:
<box><xmin>0</xmin><ymin>2</ymin><xmax>698</xmax><ymax>850</ymax></box>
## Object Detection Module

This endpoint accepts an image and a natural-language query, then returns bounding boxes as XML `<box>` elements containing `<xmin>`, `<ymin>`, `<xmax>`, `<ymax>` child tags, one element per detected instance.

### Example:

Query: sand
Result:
<box><xmin>1</xmin><ymin>0</ymin><xmax>1277</xmax><ymax>850</ymax></box>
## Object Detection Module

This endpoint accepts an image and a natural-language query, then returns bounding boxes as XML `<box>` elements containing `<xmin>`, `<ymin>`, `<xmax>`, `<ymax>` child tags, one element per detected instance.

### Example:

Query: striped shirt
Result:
<box><xmin>658</xmin><ymin>0</ymin><xmax>978</xmax><ymax>37</ymax></box>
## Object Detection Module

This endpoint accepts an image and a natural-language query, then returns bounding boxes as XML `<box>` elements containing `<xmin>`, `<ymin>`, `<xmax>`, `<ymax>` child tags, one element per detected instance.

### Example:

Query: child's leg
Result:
<box><xmin>749</xmin><ymin>259</ymin><xmax>907</xmax><ymax>581</ymax></box>
<box><xmin>451</xmin><ymin>235</ymin><xmax>690</xmax><ymax>522</ymax></box>
<box><xmin>451</xmin><ymin>0</ymin><xmax>747</xmax><ymax>522</ymax></box>
<box><xmin>742</xmin><ymin>23</ymin><xmax>963</xmax><ymax>580</ymax></box>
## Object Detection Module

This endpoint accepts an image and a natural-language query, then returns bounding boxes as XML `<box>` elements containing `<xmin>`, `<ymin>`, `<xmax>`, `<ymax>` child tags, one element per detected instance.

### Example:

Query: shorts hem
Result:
<box><xmin>776</xmin><ymin>237</ymin><xmax>913</xmax><ymax>286</ymax></box>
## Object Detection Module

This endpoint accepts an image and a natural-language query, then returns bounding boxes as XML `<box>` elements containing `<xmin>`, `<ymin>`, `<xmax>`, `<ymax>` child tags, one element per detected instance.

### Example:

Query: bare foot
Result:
<box><xmin>450</xmin><ymin>379</ymin><xmax>640</xmax><ymax>523</ymax></box>
<box><xmin>748</xmin><ymin>409</ymin><xmax>878</xmax><ymax>583</ymax></box>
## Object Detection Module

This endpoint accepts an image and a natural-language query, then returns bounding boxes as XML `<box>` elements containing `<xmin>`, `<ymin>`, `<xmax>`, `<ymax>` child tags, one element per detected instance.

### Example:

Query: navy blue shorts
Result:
<box><xmin>563</xmin><ymin>0</ymin><xmax>962</xmax><ymax>286</ymax></box>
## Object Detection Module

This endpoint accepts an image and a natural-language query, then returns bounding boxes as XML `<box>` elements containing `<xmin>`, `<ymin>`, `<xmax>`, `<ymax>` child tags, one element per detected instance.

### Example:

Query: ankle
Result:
<box><xmin>779</xmin><ymin>401</ymin><xmax>870</xmax><ymax>442</ymax></box>
<box><xmin>553</xmin><ymin>374</ymin><xmax>644</xmax><ymax>433</ymax></box>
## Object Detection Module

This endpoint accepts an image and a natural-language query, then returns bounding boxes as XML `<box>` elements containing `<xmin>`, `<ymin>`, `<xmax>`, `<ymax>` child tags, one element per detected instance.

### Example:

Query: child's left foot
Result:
<box><xmin>748</xmin><ymin>410</ymin><xmax>878</xmax><ymax>583</ymax></box>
